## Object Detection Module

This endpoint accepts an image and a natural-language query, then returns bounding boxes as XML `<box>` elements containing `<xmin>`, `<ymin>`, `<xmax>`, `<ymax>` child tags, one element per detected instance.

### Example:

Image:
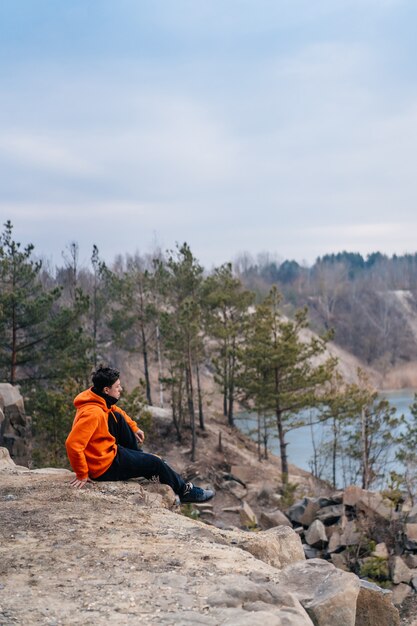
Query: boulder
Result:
<box><xmin>0</xmin><ymin>383</ymin><xmax>31</xmax><ymax>466</ymax></box>
<box><xmin>240</xmin><ymin>501</ymin><xmax>258</xmax><ymax>528</ymax></box>
<box><xmin>330</xmin><ymin>552</ymin><xmax>349</xmax><ymax>571</ymax></box>
<box><xmin>230</xmin><ymin>465</ymin><xmax>253</xmax><ymax>484</ymax></box>
<box><xmin>0</xmin><ymin>446</ymin><xmax>17</xmax><ymax>470</ymax></box>
<box><xmin>260</xmin><ymin>509</ymin><xmax>292</xmax><ymax>530</ymax></box>
<box><xmin>390</xmin><ymin>556</ymin><xmax>412</xmax><ymax>584</ymax></box>
<box><xmin>340</xmin><ymin>520</ymin><xmax>362</xmax><ymax>547</ymax></box>
<box><xmin>355</xmin><ymin>579</ymin><xmax>400</xmax><ymax>626</ymax></box>
<box><xmin>343</xmin><ymin>486</ymin><xmax>395</xmax><ymax>521</ymax></box>
<box><xmin>391</xmin><ymin>583</ymin><xmax>412</xmax><ymax>606</ymax></box>
<box><xmin>328</xmin><ymin>530</ymin><xmax>343</xmax><ymax>554</ymax></box>
<box><xmin>371</xmin><ymin>543</ymin><xmax>389</xmax><ymax>559</ymax></box>
<box><xmin>288</xmin><ymin>498</ymin><xmax>319</xmax><ymax>526</ymax></box>
<box><xmin>205</xmin><ymin>573</ymin><xmax>315</xmax><ymax>625</ymax></box>
<box><xmin>232</xmin><ymin>525</ymin><xmax>305</xmax><ymax>570</ymax></box>
<box><xmin>403</xmin><ymin>554</ymin><xmax>417</xmax><ymax>569</ymax></box>
<box><xmin>278</xmin><ymin>559</ymin><xmax>360</xmax><ymax>626</ymax></box>
<box><xmin>404</xmin><ymin>523</ymin><xmax>417</xmax><ymax>550</ymax></box>
<box><xmin>316</xmin><ymin>504</ymin><xmax>344</xmax><ymax>525</ymax></box>
<box><xmin>226</xmin><ymin>480</ymin><xmax>247</xmax><ymax>500</ymax></box>
<box><xmin>305</xmin><ymin>520</ymin><xmax>328</xmax><ymax>549</ymax></box>
<box><xmin>343</xmin><ymin>485</ymin><xmax>364</xmax><ymax>507</ymax></box>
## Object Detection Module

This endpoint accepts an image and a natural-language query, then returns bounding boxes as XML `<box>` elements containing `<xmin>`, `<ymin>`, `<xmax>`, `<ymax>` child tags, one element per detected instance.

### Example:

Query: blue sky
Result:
<box><xmin>1</xmin><ymin>0</ymin><xmax>417</xmax><ymax>269</ymax></box>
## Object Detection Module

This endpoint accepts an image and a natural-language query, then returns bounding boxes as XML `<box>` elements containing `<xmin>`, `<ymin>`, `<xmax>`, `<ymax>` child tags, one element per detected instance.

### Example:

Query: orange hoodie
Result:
<box><xmin>65</xmin><ymin>388</ymin><xmax>139</xmax><ymax>480</ymax></box>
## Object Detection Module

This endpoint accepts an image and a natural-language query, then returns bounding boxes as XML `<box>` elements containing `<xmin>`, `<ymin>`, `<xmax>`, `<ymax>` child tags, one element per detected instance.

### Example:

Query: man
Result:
<box><xmin>65</xmin><ymin>366</ymin><xmax>214</xmax><ymax>503</ymax></box>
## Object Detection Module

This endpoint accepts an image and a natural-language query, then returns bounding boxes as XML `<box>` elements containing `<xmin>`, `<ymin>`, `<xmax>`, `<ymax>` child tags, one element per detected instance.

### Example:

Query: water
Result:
<box><xmin>236</xmin><ymin>389</ymin><xmax>416</xmax><ymax>479</ymax></box>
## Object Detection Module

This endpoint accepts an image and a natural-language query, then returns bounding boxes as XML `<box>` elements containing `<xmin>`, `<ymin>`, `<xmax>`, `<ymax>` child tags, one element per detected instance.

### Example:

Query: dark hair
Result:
<box><xmin>91</xmin><ymin>366</ymin><xmax>120</xmax><ymax>391</ymax></box>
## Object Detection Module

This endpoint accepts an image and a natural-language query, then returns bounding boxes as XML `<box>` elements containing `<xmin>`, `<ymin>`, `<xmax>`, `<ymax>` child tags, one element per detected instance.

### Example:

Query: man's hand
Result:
<box><xmin>135</xmin><ymin>429</ymin><xmax>145</xmax><ymax>445</ymax></box>
<box><xmin>70</xmin><ymin>476</ymin><xmax>94</xmax><ymax>489</ymax></box>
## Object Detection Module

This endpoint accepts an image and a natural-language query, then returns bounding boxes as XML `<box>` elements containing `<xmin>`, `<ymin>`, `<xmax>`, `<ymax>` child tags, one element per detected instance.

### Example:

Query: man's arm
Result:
<box><xmin>118</xmin><ymin>407</ymin><xmax>145</xmax><ymax>444</ymax></box>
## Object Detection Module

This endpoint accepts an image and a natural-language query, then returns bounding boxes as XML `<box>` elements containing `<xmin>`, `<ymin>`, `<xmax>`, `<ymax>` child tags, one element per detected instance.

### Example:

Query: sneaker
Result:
<box><xmin>180</xmin><ymin>481</ymin><xmax>215</xmax><ymax>504</ymax></box>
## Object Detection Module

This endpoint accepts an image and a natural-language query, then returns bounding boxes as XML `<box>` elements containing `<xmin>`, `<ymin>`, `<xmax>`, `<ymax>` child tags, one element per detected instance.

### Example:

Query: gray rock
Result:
<box><xmin>404</xmin><ymin>523</ymin><xmax>417</xmax><ymax>550</ymax></box>
<box><xmin>316</xmin><ymin>504</ymin><xmax>344</xmax><ymax>525</ymax></box>
<box><xmin>240</xmin><ymin>501</ymin><xmax>258</xmax><ymax>528</ymax></box>
<box><xmin>391</xmin><ymin>582</ymin><xmax>412</xmax><ymax>606</ymax></box>
<box><xmin>288</xmin><ymin>498</ymin><xmax>318</xmax><ymax>526</ymax></box>
<box><xmin>330</xmin><ymin>552</ymin><xmax>349</xmax><ymax>571</ymax></box>
<box><xmin>355</xmin><ymin>579</ymin><xmax>400</xmax><ymax>626</ymax></box>
<box><xmin>260</xmin><ymin>509</ymin><xmax>292</xmax><ymax>530</ymax></box>
<box><xmin>406</xmin><ymin>504</ymin><xmax>417</xmax><ymax>523</ymax></box>
<box><xmin>371</xmin><ymin>542</ymin><xmax>389</xmax><ymax>559</ymax></box>
<box><xmin>206</xmin><ymin>574</ymin><xmax>315</xmax><ymax>625</ymax></box>
<box><xmin>278</xmin><ymin>559</ymin><xmax>360</xmax><ymax>626</ymax></box>
<box><xmin>305</xmin><ymin>520</ymin><xmax>328</xmax><ymax>548</ymax></box>
<box><xmin>0</xmin><ymin>384</ymin><xmax>31</xmax><ymax>466</ymax></box>
<box><xmin>390</xmin><ymin>556</ymin><xmax>412</xmax><ymax>584</ymax></box>
<box><xmin>233</xmin><ymin>525</ymin><xmax>305</xmax><ymax>570</ymax></box>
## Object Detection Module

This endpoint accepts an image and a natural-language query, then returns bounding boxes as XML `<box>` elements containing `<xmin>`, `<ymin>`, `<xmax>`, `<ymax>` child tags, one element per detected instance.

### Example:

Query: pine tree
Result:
<box><xmin>156</xmin><ymin>243</ymin><xmax>204</xmax><ymax>460</ymax></box>
<box><xmin>239</xmin><ymin>286</ymin><xmax>336</xmax><ymax>484</ymax></box>
<box><xmin>0</xmin><ymin>220</ymin><xmax>62</xmax><ymax>383</ymax></box>
<box><xmin>203</xmin><ymin>263</ymin><xmax>254</xmax><ymax>427</ymax></box>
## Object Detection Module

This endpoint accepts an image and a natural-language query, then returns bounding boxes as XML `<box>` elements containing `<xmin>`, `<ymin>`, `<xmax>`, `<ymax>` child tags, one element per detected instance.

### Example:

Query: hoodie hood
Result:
<box><xmin>73</xmin><ymin>388</ymin><xmax>109</xmax><ymax>412</ymax></box>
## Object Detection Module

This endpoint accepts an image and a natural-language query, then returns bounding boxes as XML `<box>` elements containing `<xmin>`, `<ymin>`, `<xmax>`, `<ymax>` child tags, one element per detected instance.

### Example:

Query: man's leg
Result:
<box><xmin>97</xmin><ymin>446</ymin><xmax>186</xmax><ymax>495</ymax></box>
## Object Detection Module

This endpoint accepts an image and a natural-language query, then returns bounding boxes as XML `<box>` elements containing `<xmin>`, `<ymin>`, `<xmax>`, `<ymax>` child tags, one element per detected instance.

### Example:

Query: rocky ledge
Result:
<box><xmin>0</xmin><ymin>448</ymin><xmax>402</xmax><ymax>626</ymax></box>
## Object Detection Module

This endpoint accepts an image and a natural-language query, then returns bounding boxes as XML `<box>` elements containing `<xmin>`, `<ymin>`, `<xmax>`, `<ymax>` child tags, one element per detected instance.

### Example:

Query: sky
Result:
<box><xmin>1</xmin><ymin>0</ymin><xmax>417</xmax><ymax>270</ymax></box>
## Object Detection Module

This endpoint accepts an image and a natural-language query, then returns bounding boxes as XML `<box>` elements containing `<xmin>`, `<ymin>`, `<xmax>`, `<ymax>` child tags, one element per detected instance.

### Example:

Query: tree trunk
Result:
<box><xmin>361</xmin><ymin>407</ymin><xmax>370</xmax><ymax>489</ymax></box>
<box><xmin>227</xmin><ymin>353</ymin><xmax>235</xmax><ymax>427</ymax></box>
<box><xmin>186</xmin><ymin>349</ymin><xmax>196</xmax><ymax>462</ymax></box>
<box><xmin>140</xmin><ymin>324</ymin><xmax>152</xmax><ymax>406</ymax></box>
<box><xmin>156</xmin><ymin>324</ymin><xmax>164</xmax><ymax>407</ymax></box>
<box><xmin>11</xmin><ymin>301</ymin><xmax>17</xmax><ymax>385</ymax></box>
<box><xmin>196</xmin><ymin>362</ymin><xmax>204</xmax><ymax>430</ymax></box>
<box><xmin>332</xmin><ymin>417</ymin><xmax>337</xmax><ymax>489</ymax></box>
<box><xmin>276</xmin><ymin>408</ymin><xmax>288</xmax><ymax>483</ymax></box>
<box><xmin>274</xmin><ymin>368</ymin><xmax>288</xmax><ymax>483</ymax></box>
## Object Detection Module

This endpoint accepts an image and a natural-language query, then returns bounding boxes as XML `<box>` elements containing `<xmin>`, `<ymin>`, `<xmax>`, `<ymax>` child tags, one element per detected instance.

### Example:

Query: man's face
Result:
<box><xmin>105</xmin><ymin>379</ymin><xmax>123</xmax><ymax>399</ymax></box>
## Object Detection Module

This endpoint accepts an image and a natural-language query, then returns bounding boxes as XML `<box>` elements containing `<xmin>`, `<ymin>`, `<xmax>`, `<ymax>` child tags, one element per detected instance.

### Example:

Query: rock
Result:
<box><xmin>231</xmin><ymin>525</ymin><xmax>305</xmax><ymax>570</ymax></box>
<box><xmin>226</xmin><ymin>480</ymin><xmax>247</xmax><ymax>499</ymax></box>
<box><xmin>278</xmin><ymin>559</ymin><xmax>360</xmax><ymax>626</ymax></box>
<box><xmin>316</xmin><ymin>504</ymin><xmax>344</xmax><ymax>525</ymax></box>
<box><xmin>230</xmin><ymin>465</ymin><xmax>253</xmax><ymax>484</ymax></box>
<box><xmin>404</xmin><ymin>523</ymin><xmax>417</xmax><ymax>550</ymax></box>
<box><xmin>303</xmin><ymin>545</ymin><xmax>321</xmax><ymax>559</ymax></box>
<box><xmin>371</xmin><ymin>543</ymin><xmax>389</xmax><ymax>559</ymax></box>
<box><xmin>355</xmin><ymin>579</ymin><xmax>400</xmax><ymax>626</ymax></box>
<box><xmin>260</xmin><ymin>509</ymin><xmax>292</xmax><ymax>530</ymax></box>
<box><xmin>403</xmin><ymin>554</ymin><xmax>417</xmax><ymax>569</ymax></box>
<box><xmin>0</xmin><ymin>384</ymin><xmax>31</xmax><ymax>466</ymax></box>
<box><xmin>145</xmin><ymin>405</ymin><xmax>172</xmax><ymax>421</ymax></box>
<box><xmin>410</xmin><ymin>573</ymin><xmax>417</xmax><ymax>590</ymax></box>
<box><xmin>288</xmin><ymin>498</ymin><xmax>319</xmax><ymax>527</ymax></box>
<box><xmin>344</xmin><ymin>486</ymin><xmax>395</xmax><ymax>521</ymax></box>
<box><xmin>328</xmin><ymin>530</ymin><xmax>343</xmax><ymax>553</ymax></box>
<box><xmin>406</xmin><ymin>504</ymin><xmax>417</xmax><ymax>523</ymax></box>
<box><xmin>0</xmin><ymin>446</ymin><xmax>16</xmax><ymax>469</ymax></box>
<box><xmin>340</xmin><ymin>520</ymin><xmax>361</xmax><ymax>547</ymax></box>
<box><xmin>240</xmin><ymin>501</ymin><xmax>258</xmax><ymax>528</ymax></box>
<box><xmin>391</xmin><ymin>583</ymin><xmax>412</xmax><ymax>606</ymax></box>
<box><xmin>343</xmin><ymin>485</ymin><xmax>364</xmax><ymax>507</ymax></box>
<box><xmin>390</xmin><ymin>556</ymin><xmax>412</xmax><ymax>584</ymax></box>
<box><xmin>330</xmin><ymin>552</ymin><xmax>349</xmax><ymax>571</ymax></box>
<box><xmin>205</xmin><ymin>574</ymin><xmax>315</xmax><ymax>625</ymax></box>
<box><xmin>305</xmin><ymin>520</ymin><xmax>328</xmax><ymax>548</ymax></box>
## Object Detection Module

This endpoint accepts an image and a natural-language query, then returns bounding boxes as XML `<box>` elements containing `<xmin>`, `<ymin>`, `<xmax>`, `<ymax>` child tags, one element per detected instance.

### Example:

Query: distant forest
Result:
<box><xmin>235</xmin><ymin>251</ymin><xmax>417</xmax><ymax>370</ymax></box>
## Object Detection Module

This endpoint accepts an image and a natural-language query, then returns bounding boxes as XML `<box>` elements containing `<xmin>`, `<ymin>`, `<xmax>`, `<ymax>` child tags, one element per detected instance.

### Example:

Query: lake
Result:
<box><xmin>236</xmin><ymin>389</ymin><xmax>416</xmax><ymax>482</ymax></box>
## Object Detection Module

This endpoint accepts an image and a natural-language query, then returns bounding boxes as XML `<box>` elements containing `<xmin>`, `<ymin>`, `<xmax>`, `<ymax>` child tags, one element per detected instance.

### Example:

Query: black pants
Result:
<box><xmin>95</xmin><ymin>411</ymin><xmax>186</xmax><ymax>496</ymax></box>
